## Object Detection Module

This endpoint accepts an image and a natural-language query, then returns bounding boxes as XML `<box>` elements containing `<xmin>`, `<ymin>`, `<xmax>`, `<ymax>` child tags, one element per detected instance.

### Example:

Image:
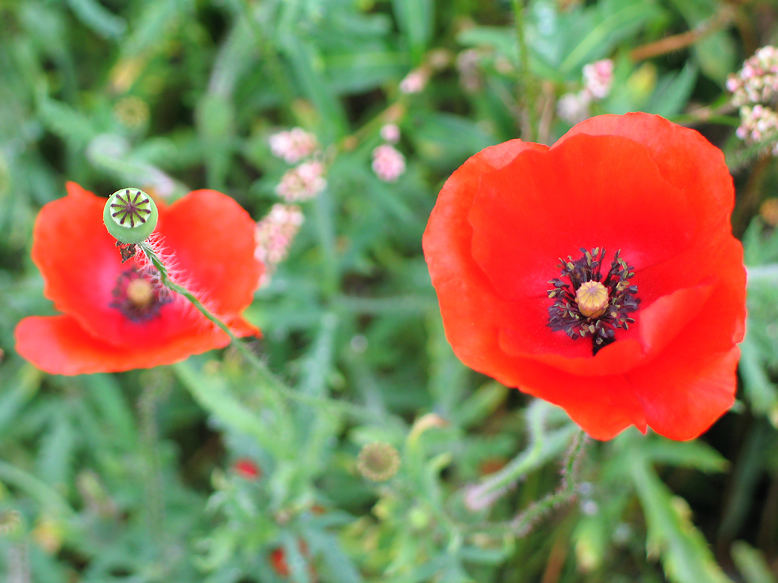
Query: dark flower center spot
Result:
<box><xmin>110</xmin><ymin>267</ymin><xmax>172</xmax><ymax>322</ymax></box>
<box><xmin>547</xmin><ymin>248</ymin><xmax>640</xmax><ymax>355</ymax></box>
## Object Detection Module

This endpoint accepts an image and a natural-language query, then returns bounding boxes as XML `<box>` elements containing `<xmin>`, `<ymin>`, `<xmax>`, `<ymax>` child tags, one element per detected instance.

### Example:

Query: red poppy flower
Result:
<box><xmin>423</xmin><ymin>113</ymin><xmax>746</xmax><ymax>441</ymax></box>
<box><xmin>15</xmin><ymin>182</ymin><xmax>262</xmax><ymax>375</ymax></box>
<box><xmin>233</xmin><ymin>458</ymin><xmax>262</xmax><ymax>480</ymax></box>
<box><xmin>271</xmin><ymin>541</ymin><xmax>312</xmax><ymax>578</ymax></box>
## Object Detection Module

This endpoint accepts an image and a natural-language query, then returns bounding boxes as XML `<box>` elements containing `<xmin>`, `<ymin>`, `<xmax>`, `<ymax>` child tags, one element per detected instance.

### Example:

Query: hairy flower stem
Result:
<box><xmin>510</xmin><ymin>429</ymin><xmax>589</xmax><ymax>536</ymax></box>
<box><xmin>464</xmin><ymin>402</ymin><xmax>577</xmax><ymax>511</ymax></box>
<box><xmin>137</xmin><ymin>242</ymin><xmax>404</xmax><ymax>427</ymax></box>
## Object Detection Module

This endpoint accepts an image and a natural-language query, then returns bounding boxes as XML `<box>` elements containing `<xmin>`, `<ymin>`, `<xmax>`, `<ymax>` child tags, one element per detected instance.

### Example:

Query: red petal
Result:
<box><xmin>561</xmin><ymin>113</ymin><xmax>735</xmax><ymax>235</ymax></box>
<box><xmin>32</xmin><ymin>183</ymin><xmax>128</xmax><ymax>342</ymax></box>
<box><xmin>469</xmin><ymin>134</ymin><xmax>693</xmax><ymax>304</ymax></box>
<box><xmin>157</xmin><ymin>190</ymin><xmax>263</xmax><ymax>315</ymax></box>
<box><xmin>423</xmin><ymin>140</ymin><xmax>549</xmax><ymax>377</ymax></box>
<box><xmin>631</xmin><ymin>347</ymin><xmax>739</xmax><ymax>441</ymax></box>
<box><xmin>14</xmin><ymin>314</ymin><xmax>254</xmax><ymax>375</ymax></box>
<box><xmin>502</xmin><ymin>357</ymin><xmax>647</xmax><ymax>439</ymax></box>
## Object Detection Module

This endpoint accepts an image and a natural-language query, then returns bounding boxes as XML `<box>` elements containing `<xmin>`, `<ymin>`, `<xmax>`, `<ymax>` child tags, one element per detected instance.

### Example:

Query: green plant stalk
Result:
<box><xmin>137</xmin><ymin>242</ymin><xmax>405</xmax><ymax>428</ymax></box>
<box><xmin>463</xmin><ymin>401</ymin><xmax>576</xmax><ymax>513</ymax></box>
<box><xmin>0</xmin><ymin>460</ymin><xmax>74</xmax><ymax>518</ymax></box>
<box><xmin>512</xmin><ymin>0</ymin><xmax>538</xmax><ymax>140</ymax></box>
<box><xmin>747</xmin><ymin>264</ymin><xmax>778</xmax><ymax>284</ymax></box>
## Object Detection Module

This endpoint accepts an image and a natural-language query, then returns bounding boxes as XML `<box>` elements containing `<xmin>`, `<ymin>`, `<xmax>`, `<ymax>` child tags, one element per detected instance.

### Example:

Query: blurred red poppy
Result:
<box><xmin>15</xmin><ymin>182</ymin><xmax>262</xmax><ymax>375</ymax></box>
<box><xmin>271</xmin><ymin>541</ymin><xmax>313</xmax><ymax>579</ymax></box>
<box><xmin>233</xmin><ymin>458</ymin><xmax>262</xmax><ymax>480</ymax></box>
<box><xmin>423</xmin><ymin>113</ymin><xmax>746</xmax><ymax>440</ymax></box>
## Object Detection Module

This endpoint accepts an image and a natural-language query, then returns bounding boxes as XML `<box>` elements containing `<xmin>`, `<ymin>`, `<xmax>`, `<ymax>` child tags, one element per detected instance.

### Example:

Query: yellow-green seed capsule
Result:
<box><xmin>103</xmin><ymin>188</ymin><xmax>158</xmax><ymax>244</ymax></box>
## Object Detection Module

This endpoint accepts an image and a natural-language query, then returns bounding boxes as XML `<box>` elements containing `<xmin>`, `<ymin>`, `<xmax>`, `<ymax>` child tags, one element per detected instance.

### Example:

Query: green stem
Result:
<box><xmin>0</xmin><ymin>460</ymin><xmax>74</xmax><ymax>518</ymax></box>
<box><xmin>512</xmin><ymin>0</ymin><xmax>538</xmax><ymax>140</ymax></box>
<box><xmin>463</xmin><ymin>401</ymin><xmax>576</xmax><ymax>511</ymax></box>
<box><xmin>137</xmin><ymin>242</ymin><xmax>405</xmax><ymax>428</ymax></box>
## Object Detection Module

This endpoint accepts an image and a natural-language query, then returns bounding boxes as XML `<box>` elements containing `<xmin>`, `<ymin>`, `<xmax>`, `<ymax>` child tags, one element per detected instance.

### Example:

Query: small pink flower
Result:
<box><xmin>380</xmin><ymin>123</ymin><xmax>401</xmax><ymax>144</ymax></box>
<box><xmin>728</xmin><ymin>46</ymin><xmax>778</xmax><ymax>107</ymax></box>
<box><xmin>372</xmin><ymin>145</ymin><xmax>406</xmax><ymax>182</ymax></box>
<box><xmin>276</xmin><ymin>161</ymin><xmax>326</xmax><ymax>202</ymax></box>
<box><xmin>557</xmin><ymin>91</ymin><xmax>592</xmax><ymax>124</ymax></box>
<box><xmin>728</xmin><ymin>47</ymin><xmax>778</xmax><ymax>156</ymax></box>
<box><xmin>269</xmin><ymin>128</ymin><xmax>319</xmax><ymax>164</ymax></box>
<box><xmin>255</xmin><ymin>204</ymin><xmax>304</xmax><ymax>265</ymax></box>
<box><xmin>583</xmin><ymin>59</ymin><xmax>614</xmax><ymax>100</ymax></box>
<box><xmin>400</xmin><ymin>69</ymin><xmax>428</xmax><ymax>94</ymax></box>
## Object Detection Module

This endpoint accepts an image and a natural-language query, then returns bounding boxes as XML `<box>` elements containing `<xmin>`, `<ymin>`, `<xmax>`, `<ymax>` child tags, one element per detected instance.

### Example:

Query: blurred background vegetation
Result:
<box><xmin>2</xmin><ymin>0</ymin><xmax>778</xmax><ymax>581</ymax></box>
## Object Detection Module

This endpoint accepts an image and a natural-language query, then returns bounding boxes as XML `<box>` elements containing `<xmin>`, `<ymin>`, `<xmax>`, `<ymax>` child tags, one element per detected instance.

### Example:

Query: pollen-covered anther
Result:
<box><xmin>575</xmin><ymin>281</ymin><xmax>609</xmax><ymax>318</ymax></box>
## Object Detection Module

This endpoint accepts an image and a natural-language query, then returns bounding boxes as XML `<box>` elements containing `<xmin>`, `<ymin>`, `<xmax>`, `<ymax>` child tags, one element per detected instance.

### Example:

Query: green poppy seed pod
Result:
<box><xmin>103</xmin><ymin>188</ymin><xmax>158</xmax><ymax>244</ymax></box>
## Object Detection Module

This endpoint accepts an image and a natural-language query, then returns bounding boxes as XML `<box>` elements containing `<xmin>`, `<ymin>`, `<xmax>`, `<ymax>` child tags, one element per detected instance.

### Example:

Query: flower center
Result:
<box><xmin>547</xmin><ymin>248</ymin><xmax>640</xmax><ymax>355</ymax></box>
<box><xmin>126</xmin><ymin>278</ymin><xmax>154</xmax><ymax>308</ymax></box>
<box><xmin>110</xmin><ymin>267</ymin><xmax>172</xmax><ymax>322</ymax></box>
<box><xmin>575</xmin><ymin>281</ymin><xmax>609</xmax><ymax>318</ymax></box>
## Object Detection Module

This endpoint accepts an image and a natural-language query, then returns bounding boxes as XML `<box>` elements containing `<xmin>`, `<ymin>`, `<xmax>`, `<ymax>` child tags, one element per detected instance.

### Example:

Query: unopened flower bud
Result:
<box><xmin>357</xmin><ymin>442</ymin><xmax>400</xmax><ymax>482</ymax></box>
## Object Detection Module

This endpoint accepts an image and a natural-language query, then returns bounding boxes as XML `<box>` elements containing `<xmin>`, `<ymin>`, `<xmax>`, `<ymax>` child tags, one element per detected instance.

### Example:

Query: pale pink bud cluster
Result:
<box><xmin>736</xmin><ymin>105</ymin><xmax>778</xmax><ymax>155</ymax></box>
<box><xmin>269</xmin><ymin>128</ymin><xmax>319</xmax><ymax>164</ymax></box>
<box><xmin>557</xmin><ymin>59</ymin><xmax>614</xmax><ymax>124</ymax></box>
<box><xmin>400</xmin><ymin>69</ymin><xmax>428</xmax><ymax>94</ymax></box>
<box><xmin>380</xmin><ymin>123</ymin><xmax>401</xmax><ymax>144</ymax></box>
<box><xmin>372</xmin><ymin>144</ymin><xmax>406</xmax><ymax>182</ymax></box>
<box><xmin>582</xmin><ymin>59</ymin><xmax>614</xmax><ymax>100</ymax></box>
<box><xmin>728</xmin><ymin>46</ymin><xmax>778</xmax><ymax>155</ymax></box>
<box><xmin>557</xmin><ymin>92</ymin><xmax>593</xmax><ymax>124</ymax></box>
<box><xmin>276</xmin><ymin>161</ymin><xmax>326</xmax><ymax>202</ymax></box>
<box><xmin>727</xmin><ymin>46</ymin><xmax>778</xmax><ymax>107</ymax></box>
<box><xmin>255</xmin><ymin>203</ymin><xmax>304</xmax><ymax>287</ymax></box>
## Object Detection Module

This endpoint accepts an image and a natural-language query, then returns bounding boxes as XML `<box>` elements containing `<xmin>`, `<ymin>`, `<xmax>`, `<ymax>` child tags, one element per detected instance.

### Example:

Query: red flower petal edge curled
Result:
<box><xmin>423</xmin><ymin>113</ymin><xmax>747</xmax><ymax>441</ymax></box>
<box><xmin>15</xmin><ymin>182</ymin><xmax>263</xmax><ymax>375</ymax></box>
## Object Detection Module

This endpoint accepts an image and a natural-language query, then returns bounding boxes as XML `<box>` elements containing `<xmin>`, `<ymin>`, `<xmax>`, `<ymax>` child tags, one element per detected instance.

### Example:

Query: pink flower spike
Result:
<box><xmin>269</xmin><ymin>128</ymin><xmax>319</xmax><ymax>164</ymax></box>
<box><xmin>372</xmin><ymin>145</ymin><xmax>406</xmax><ymax>182</ymax></box>
<box><xmin>275</xmin><ymin>161</ymin><xmax>327</xmax><ymax>202</ymax></box>
<box><xmin>583</xmin><ymin>59</ymin><xmax>614</xmax><ymax>100</ymax></box>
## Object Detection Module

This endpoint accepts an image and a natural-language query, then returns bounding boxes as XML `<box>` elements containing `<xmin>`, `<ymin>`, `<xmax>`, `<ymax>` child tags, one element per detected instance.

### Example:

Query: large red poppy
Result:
<box><xmin>423</xmin><ymin>113</ymin><xmax>746</xmax><ymax>441</ymax></box>
<box><xmin>15</xmin><ymin>182</ymin><xmax>262</xmax><ymax>375</ymax></box>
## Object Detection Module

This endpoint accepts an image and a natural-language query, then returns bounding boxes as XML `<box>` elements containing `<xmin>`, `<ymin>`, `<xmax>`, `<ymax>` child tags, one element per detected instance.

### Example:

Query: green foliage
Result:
<box><xmin>0</xmin><ymin>0</ymin><xmax>776</xmax><ymax>581</ymax></box>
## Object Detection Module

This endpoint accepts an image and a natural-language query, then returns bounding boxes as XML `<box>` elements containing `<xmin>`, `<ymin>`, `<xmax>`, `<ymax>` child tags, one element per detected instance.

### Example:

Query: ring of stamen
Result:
<box><xmin>547</xmin><ymin>247</ymin><xmax>640</xmax><ymax>354</ymax></box>
<box><xmin>110</xmin><ymin>267</ymin><xmax>172</xmax><ymax>322</ymax></box>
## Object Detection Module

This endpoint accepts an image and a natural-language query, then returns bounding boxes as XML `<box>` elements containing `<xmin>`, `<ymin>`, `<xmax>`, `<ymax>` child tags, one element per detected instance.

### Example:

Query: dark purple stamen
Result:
<box><xmin>109</xmin><ymin>267</ymin><xmax>172</xmax><ymax>322</ymax></box>
<box><xmin>547</xmin><ymin>248</ymin><xmax>640</xmax><ymax>355</ymax></box>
